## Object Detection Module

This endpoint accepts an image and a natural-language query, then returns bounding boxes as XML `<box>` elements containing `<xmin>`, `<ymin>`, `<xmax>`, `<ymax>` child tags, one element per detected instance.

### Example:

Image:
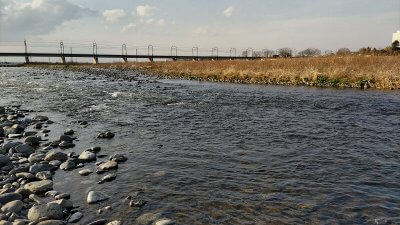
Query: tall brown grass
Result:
<box><xmin>33</xmin><ymin>55</ymin><xmax>400</xmax><ymax>89</ymax></box>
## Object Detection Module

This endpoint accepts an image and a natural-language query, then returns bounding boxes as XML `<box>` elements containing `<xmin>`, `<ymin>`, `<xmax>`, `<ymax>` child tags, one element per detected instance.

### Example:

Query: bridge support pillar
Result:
<box><xmin>61</xmin><ymin>56</ymin><xmax>66</xmax><ymax>64</ymax></box>
<box><xmin>93</xmin><ymin>57</ymin><xmax>99</xmax><ymax>64</ymax></box>
<box><xmin>24</xmin><ymin>56</ymin><xmax>29</xmax><ymax>64</ymax></box>
<box><xmin>123</xmin><ymin>57</ymin><xmax>128</xmax><ymax>63</ymax></box>
<box><xmin>149</xmin><ymin>58</ymin><xmax>154</xmax><ymax>62</ymax></box>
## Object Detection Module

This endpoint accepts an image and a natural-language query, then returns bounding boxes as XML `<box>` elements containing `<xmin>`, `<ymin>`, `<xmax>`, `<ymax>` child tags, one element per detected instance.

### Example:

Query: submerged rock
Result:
<box><xmin>110</xmin><ymin>154</ymin><xmax>127</xmax><ymax>162</ymax></box>
<box><xmin>97</xmin><ymin>131</ymin><xmax>115</xmax><ymax>139</ymax></box>
<box><xmin>98</xmin><ymin>174</ymin><xmax>117</xmax><ymax>184</ymax></box>
<box><xmin>87</xmin><ymin>191</ymin><xmax>109</xmax><ymax>204</ymax></box>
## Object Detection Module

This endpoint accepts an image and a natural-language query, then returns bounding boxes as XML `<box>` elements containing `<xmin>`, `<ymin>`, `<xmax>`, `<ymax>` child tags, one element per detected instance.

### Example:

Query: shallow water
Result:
<box><xmin>0</xmin><ymin>67</ymin><xmax>400</xmax><ymax>224</ymax></box>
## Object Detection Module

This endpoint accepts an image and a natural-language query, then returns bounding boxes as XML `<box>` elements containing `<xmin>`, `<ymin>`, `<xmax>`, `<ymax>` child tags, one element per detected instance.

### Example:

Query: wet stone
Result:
<box><xmin>87</xmin><ymin>191</ymin><xmax>109</xmax><ymax>204</ymax></box>
<box><xmin>24</xmin><ymin>180</ymin><xmax>53</xmax><ymax>194</ymax></box>
<box><xmin>98</xmin><ymin>174</ymin><xmax>117</xmax><ymax>184</ymax></box>
<box><xmin>97</xmin><ymin>131</ymin><xmax>115</xmax><ymax>139</ymax></box>
<box><xmin>79</xmin><ymin>169</ymin><xmax>93</xmax><ymax>176</ymax></box>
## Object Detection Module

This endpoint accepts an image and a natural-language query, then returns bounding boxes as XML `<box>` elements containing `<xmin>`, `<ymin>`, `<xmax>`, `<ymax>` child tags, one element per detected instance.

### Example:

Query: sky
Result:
<box><xmin>0</xmin><ymin>0</ymin><xmax>399</xmax><ymax>54</ymax></box>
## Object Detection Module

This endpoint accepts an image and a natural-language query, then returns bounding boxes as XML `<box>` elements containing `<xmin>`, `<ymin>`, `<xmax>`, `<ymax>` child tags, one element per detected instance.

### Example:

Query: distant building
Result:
<box><xmin>393</xmin><ymin>31</ymin><xmax>400</xmax><ymax>44</ymax></box>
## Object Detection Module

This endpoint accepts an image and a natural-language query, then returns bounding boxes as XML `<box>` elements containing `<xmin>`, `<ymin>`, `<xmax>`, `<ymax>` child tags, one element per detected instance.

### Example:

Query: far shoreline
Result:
<box><xmin>23</xmin><ymin>55</ymin><xmax>400</xmax><ymax>90</ymax></box>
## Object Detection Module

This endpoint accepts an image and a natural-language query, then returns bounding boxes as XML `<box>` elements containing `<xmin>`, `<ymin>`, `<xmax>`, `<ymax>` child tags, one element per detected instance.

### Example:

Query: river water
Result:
<box><xmin>0</xmin><ymin>67</ymin><xmax>400</xmax><ymax>225</ymax></box>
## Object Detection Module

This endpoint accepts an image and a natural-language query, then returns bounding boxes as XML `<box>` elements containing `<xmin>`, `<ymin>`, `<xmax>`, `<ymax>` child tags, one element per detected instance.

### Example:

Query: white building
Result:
<box><xmin>393</xmin><ymin>31</ymin><xmax>400</xmax><ymax>43</ymax></box>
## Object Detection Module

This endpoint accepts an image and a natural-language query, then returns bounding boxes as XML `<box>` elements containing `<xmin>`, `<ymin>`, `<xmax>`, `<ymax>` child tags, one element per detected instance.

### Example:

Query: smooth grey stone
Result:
<box><xmin>59</xmin><ymin>160</ymin><xmax>75</xmax><ymax>171</ymax></box>
<box><xmin>36</xmin><ymin>171</ymin><xmax>53</xmax><ymax>180</ymax></box>
<box><xmin>28</xmin><ymin>153</ymin><xmax>45</xmax><ymax>164</ymax></box>
<box><xmin>106</xmin><ymin>221</ymin><xmax>121</xmax><ymax>225</ymax></box>
<box><xmin>98</xmin><ymin>174</ymin><xmax>116</xmax><ymax>184</ymax></box>
<box><xmin>78</xmin><ymin>151</ymin><xmax>96</xmax><ymax>162</ymax></box>
<box><xmin>23</xmin><ymin>131</ymin><xmax>37</xmax><ymax>137</ymax></box>
<box><xmin>109</xmin><ymin>154</ymin><xmax>127</xmax><ymax>162</ymax></box>
<box><xmin>32</xmin><ymin>116</ymin><xmax>48</xmax><ymax>122</ymax></box>
<box><xmin>87</xmin><ymin>191</ymin><xmax>109</xmax><ymax>204</ymax></box>
<box><xmin>0</xmin><ymin>193</ymin><xmax>22</xmax><ymax>205</ymax></box>
<box><xmin>44</xmin><ymin>151</ymin><xmax>67</xmax><ymax>162</ymax></box>
<box><xmin>27</xmin><ymin>203</ymin><xmax>63</xmax><ymax>220</ymax></box>
<box><xmin>58</xmin><ymin>135</ymin><xmax>73</xmax><ymax>142</ymax></box>
<box><xmin>154</xmin><ymin>219</ymin><xmax>175</xmax><ymax>225</ymax></box>
<box><xmin>63</xmin><ymin>129</ymin><xmax>74</xmax><ymax>135</ymax></box>
<box><xmin>24</xmin><ymin>136</ymin><xmax>41</xmax><ymax>146</ymax></box>
<box><xmin>0</xmin><ymin>200</ymin><xmax>23</xmax><ymax>213</ymax></box>
<box><xmin>29</xmin><ymin>163</ymin><xmax>54</xmax><ymax>174</ymax></box>
<box><xmin>68</xmin><ymin>212</ymin><xmax>83</xmax><ymax>223</ymax></box>
<box><xmin>1</xmin><ymin>142</ymin><xmax>21</xmax><ymax>153</ymax></box>
<box><xmin>14</xmin><ymin>144</ymin><xmax>34</xmax><ymax>157</ymax></box>
<box><xmin>24</xmin><ymin>180</ymin><xmax>53</xmax><ymax>194</ymax></box>
<box><xmin>97</xmin><ymin>132</ymin><xmax>114</xmax><ymax>139</ymax></box>
<box><xmin>15</xmin><ymin>172</ymin><xmax>34</xmax><ymax>180</ymax></box>
<box><xmin>58</xmin><ymin>141</ymin><xmax>75</xmax><ymax>149</ymax></box>
<box><xmin>96</xmin><ymin>161</ymin><xmax>118</xmax><ymax>174</ymax></box>
<box><xmin>78</xmin><ymin>169</ymin><xmax>93</xmax><ymax>176</ymax></box>
<box><xmin>7</xmin><ymin>134</ymin><xmax>22</xmax><ymax>139</ymax></box>
<box><xmin>37</xmin><ymin>220</ymin><xmax>65</xmax><ymax>225</ymax></box>
<box><xmin>54</xmin><ymin>193</ymin><xmax>70</xmax><ymax>200</ymax></box>
<box><xmin>48</xmin><ymin>160</ymin><xmax>61</xmax><ymax>167</ymax></box>
<box><xmin>0</xmin><ymin>155</ymin><xmax>10</xmax><ymax>166</ymax></box>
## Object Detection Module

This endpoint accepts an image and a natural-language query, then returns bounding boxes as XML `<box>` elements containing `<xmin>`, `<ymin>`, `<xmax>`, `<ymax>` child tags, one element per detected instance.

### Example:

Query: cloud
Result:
<box><xmin>102</xmin><ymin>9</ymin><xmax>125</xmax><ymax>22</ymax></box>
<box><xmin>0</xmin><ymin>0</ymin><xmax>96</xmax><ymax>40</ymax></box>
<box><xmin>121</xmin><ymin>23</ymin><xmax>136</xmax><ymax>32</ymax></box>
<box><xmin>136</xmin><ymin>5</ymin><xmax>156</xmax><ymax>18</ymax></box>
<box><xmin>157</xmin><ymin>19</ymin><xmax>165</xmax><ymax>26</ymax></box>
<box><xmin>223</xmin><ymin>6</ymin><xmax>234</xmax><ymax>17</ymax></box>
<box><xmin>192</xmin><ymin>26</ymin><xmax>208</xmax><ymax>35</ymax></box>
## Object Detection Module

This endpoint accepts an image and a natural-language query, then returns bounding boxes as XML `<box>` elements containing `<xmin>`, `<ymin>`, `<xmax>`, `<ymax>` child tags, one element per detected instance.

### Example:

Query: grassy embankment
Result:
<box><xmin>30</xmin><ymin>55</ymin><xmax>400</xmax><ymax>89</ymax></box>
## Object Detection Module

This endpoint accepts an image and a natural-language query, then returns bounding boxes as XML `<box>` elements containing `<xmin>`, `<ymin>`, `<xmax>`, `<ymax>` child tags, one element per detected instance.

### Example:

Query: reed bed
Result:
<box><xmin>32</xmin><ymin>55</ymin><xmax>400</xmax><ymax>89</ymax></box>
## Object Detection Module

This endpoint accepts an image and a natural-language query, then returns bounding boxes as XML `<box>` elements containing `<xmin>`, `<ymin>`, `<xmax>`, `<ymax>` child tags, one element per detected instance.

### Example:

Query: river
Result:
<box><xmin>0</xmin><ymin>67</ymin><xmax>399</xmax><ymax>224</ymax></box>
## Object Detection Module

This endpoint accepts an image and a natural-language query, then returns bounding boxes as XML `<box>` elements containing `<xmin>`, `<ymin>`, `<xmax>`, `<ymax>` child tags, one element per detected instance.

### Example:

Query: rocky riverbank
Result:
<box><xmin>0</xmin><ymin>105</ymin><xmax>174</xmax><ymax>225</ymax></box>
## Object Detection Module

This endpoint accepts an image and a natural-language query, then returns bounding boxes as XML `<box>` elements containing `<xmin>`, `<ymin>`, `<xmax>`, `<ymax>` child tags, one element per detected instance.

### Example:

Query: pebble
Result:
<box><xmin>44</xmin><ymin>151</ymin><xmax>68</xmax><ymax>162</ymax></box>
<box><xmin>96</xmin><ymin>161</ymin><xmax>118</xmax><ymax>174</ymax></box>
<box><xmin>28</xmin><ymin>203</ymin><xmax>63</xmax><ymax>220</ymax></box>
<box><xmin>110</xmin><ymin>154</ymin><xmax>127</xmax><ymax>162</ymax></box>
<box><xmin>35</xmin><ymin>171</ymin><xmax>53</xmax><ymax>180</ymax></box>
<box><xmin>97</xmin><ymin>131</ymin><xmax>115</xmax><ymax>139</ymax></box>
<box><xmin>24</xmin><ymin>180</ymin><xmax>53</xmax><ymax>194</ymax></box>
<box><xmin>68</xmin><ymin>211</ymin><xmax>83</xmax><ymax>223</ymax></box>
<box><xmin>0</xmin><ymin>200</ymin><xmax>23</xmax><ymax>213</ymax></box>
<box><xmin>78</xmin><ymin>150</ymin><xmax>96</xmax><ymax>161</ymax></box>
<box><xmin>106</xmin><ymin>221</ymin><xmax>121</xmax><ymax>225</ymax></box>
<box><xmin>79</xmin><ymin>169</ymin><xmax>93</xmax><ymax>176</ymax></box>
<box><xmin>59</xmin><ymin>160</ymin><xmax>76</xmax><ymax>171</ymax></box>
<box><xmin>64</xmin><ymin>129</ymin><xmax>74</xmax><ymax>135</ymax></box>
<box><xmin>98</xmin><ymin>174</ymin><xmax>117</xmax><ymax>184</ymax></box>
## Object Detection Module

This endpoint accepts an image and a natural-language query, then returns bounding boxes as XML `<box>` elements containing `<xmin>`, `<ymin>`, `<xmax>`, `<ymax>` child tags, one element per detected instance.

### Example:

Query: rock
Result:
<box><xmin>36</xmin><ymin>171</ymin><xmax>53</xmax><ymax>180</ymax></box>
<box><xmin>63</xmin><ymin>129</ymin><xmax>74</xmax><ymax>135</ymax></box>
<box><xmin>155</xmin><ymin>219</ymin><xmax>174</xmax><ymax>225</ymax></box>
<box><xmin>48</xmin><ymin>141</ymin><xmax>60</xmax><ymax>148</ymax></box>
<box><xmin>136</xmin><ymin>212</ymin><xmax>162</xmax><ymax>225</ymax></box>
<box><xmin>78</xmin><ymin>150</ymin><xmax>96</xmax><ymax>162</ymax></box>
<box><xmin>0</xmin><ymin>193</ymin><xmax>22</xmax><ymax>205</ymax></box>
<box><xmin>1</xmin><ymin>200</ymin><xmax>23</xmax><ymax>213</ymax></box>
<box><xmin>97</xmin><ymin>132</ymin><xmax>114</xmax><ymax>139</ymax></box>
<box><xmin>78</xmin><ymin>169</ymin><xmax>93</xmax><ymax>176</ymax></box>
<box><xmin>96</xmin><ymin>161</ymin><xmax>118</xmax><ymax>174</ymax></box>
<box><xmin>88</xmin><ymin>147</ymin><xmax>101</xmax><ymax>153</ymax></box>
<box><xmin>0</xmin><ymin>107</ymin><xmax>4</xmax><ymax>114</ymax></box>
<box><xmin>8</xmin><ymin>134</ymin><xmax>22</xmax><ymax>139</ymax></box>
<box><xmin>50</xmin><ymin>199</ymin><xmax>73</xmax><ymax>209</ymax></box>
<box><xmin>87</xmin><ymin>191</ymin><xmax>109</xmax><ymax>204</ymax></box>
<box><xmin>28</xmin><ymin>153</ymin><xmax>45</xmax><ymax>164</ymax></box>
<box><xmin>0</xmin><ymin>155</ymin><xmax>10</xmax><ymax>166</ymax></box>
<box><xmin>0</xmin><ymin>220</ymin><xmax>11</xmax><ymax>225</ymax></box>
<box><xmin>15</xmin><ymin>172</ymin><xmax>34</xmax><ymax>180</ymax></box>
<box><xmin>58</xmin><ymin>135</ymin><xmax>73</xmax><ymax>142</ymax></box>
<box><xmin>24</xmin><ymin>136</ymin><xmax>41</xmax><ymax>146</ymax></box>
<box><xmin>29</xmin><ymin>163</ymin><xmax>54</xmax><ymax>174</ymax></box>
<box><xmin>58</xmin><ymin>141</ymin><xmax>75</xmax><ymax>149</ymax></box>
<box><xmin>23</xmin><ymin>131</ymin><xmax>37</xmax><ymax>137</ymax></box>
<box><xmin>9</xmin><ymin>165</ymin><xmax>29</xmax><ymax>174</ymax></box>
<box><xmin>14</xmin><ymin>144</ymin><xmax>34</xmax><ymax>157</ymax></box>
<box><xmin>48</xmin><ymin>160</ymin><xmax>61</xmax><ymax>167</ymax></box>
<box><xmin>98</xmin><ymin>174</ymin><xmax>117</xmax><ymax>184</ymax></box>
<box><xmin>86</xmin><ymin>219</ymin><xmax>107</xmax><ymax>225</ymax></box>
<box><xmin>44</xmin><ymin>151</ymin><xmax>67</xmax><ymax>162</ymax></box>
<box><xmin>33</xmin><ymin>123</ymin><xmax>43</xmax><ymax>129</ymax></box>
<box><xmin>59</xmin><ymin>160</ymin><xmax>75</xmax><ymax>171</ymax></box>
<box><xmin>2</xmin><ymin>142</ymin><xmax>22</xmax><ymax>153</ymax></box>
<box><xmin>54</xmin><ymin>193</ymin><xmax>70</xmax><ymax>200</ymax></box>
<box><xmin>24</xmin><ymin>180</ymin><xmax>53</xmax><ymax>194</ymax></box>
<box><xmin>106</xmin><ymin>221</ymin><xmax>121</xmax><ymax>225</ymax></box>
<box><xmin>29</xmin><ymin>194</ymin><xmax>47</xmax><ymax>204</ymax></box>
<box><xmin>129</xmin><ymin>199</ymin><xmax>146</xmax><ymax>208</ymax></box>
<box><xmin>110</xmin><ymin>154</ymin><xmax>127</xmax><ymax>162</ymax></box>
<box><xmin>41</xmin><ymin>129</ymin><xmax>51</xmax><ymax>134</ymax></box>
<box><xmin>27</xmin><ymin>203</ymin><xmax>63</xmax><ymax>220</ymax></box>
<box><xmin>37</xmin><ymin>220</ymin><xmax>65</xmax><ymax>225</ymax></box>
<box><xmin>32</xmin><ymin>116</ymin><xmax>49</xmax><ymax>122</ymax></box>
<box><xmin>15</xmin><ymin>188</ymin><xmax>30</xmax><ymax>197</ymax></box>
<box><xmin>68</xmin><ymin>212</ymin><xmax>83</xmax><ymax>223</ymax></box>
<box><xmin>45</xmin><ymin>191</ymin><xmax>59</xmax><ymax>198</ymax></box>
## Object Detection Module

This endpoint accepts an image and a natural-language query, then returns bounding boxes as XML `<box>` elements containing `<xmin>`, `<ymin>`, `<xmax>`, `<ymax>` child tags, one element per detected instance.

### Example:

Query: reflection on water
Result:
<box><xmin>0</xmin><ymin>67</ymin><xmax>400</xmax><ymax>224</ymax></box>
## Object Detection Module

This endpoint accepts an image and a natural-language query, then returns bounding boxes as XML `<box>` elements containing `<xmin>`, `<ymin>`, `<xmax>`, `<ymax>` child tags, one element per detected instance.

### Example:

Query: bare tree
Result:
<box><xmin>298</xmin><ymin>48</ymin><xmax>321</xmax><ymax>57</ymax></box>
<box><xmin>278</xmin><ymin>48</ymin><xmax>293</xmax><ymax>58</ymax></box>
<box><xmin>336</xmin><ymin>48</ymin><xmax>352</xmax><ymax>55</ymax></box>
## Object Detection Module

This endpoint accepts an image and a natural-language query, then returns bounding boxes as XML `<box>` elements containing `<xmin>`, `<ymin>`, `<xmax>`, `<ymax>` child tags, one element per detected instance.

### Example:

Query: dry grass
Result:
<box><xmin>32</xmin><ymin>55</ymin><xmax>400</xmax><ymax>89</ymax></box>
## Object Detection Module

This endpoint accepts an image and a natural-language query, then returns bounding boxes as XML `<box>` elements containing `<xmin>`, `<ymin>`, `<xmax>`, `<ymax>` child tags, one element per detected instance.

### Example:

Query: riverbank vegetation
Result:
<box><xmin>29</xmin><ymin>54</ymin><xmax>400</xmax><ymax>90</ymax></box>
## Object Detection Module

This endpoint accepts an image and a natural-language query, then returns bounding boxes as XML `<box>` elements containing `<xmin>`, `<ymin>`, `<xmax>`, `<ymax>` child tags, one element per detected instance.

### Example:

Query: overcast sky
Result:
<box><xmin>0</xmin><ymin>0</ymin><xmax>399</xmax><ymax>53</ymax></box>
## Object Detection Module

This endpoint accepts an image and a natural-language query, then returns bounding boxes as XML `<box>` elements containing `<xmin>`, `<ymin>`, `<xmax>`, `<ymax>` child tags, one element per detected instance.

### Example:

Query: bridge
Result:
<box><xmin>0</xmin><ymin>41</ymin><xmax>267</xmax><ymax>64</ymax></box>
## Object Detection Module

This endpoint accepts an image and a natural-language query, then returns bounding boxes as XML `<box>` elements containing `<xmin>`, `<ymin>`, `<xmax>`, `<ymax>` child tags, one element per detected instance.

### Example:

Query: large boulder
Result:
<box><xmin>45</xmin><ymin>151</ymin><xmax>67</xmax><ymax>162</ymax></box>
<box><xmin>27</xmin><ymin>203</ymin><xmax>63</xmax><ymax>220</ymax></box>
<box><xmin>24</xmin><ymin>180</ymin><xmax>53</xmax><ymax>194</ymax></box>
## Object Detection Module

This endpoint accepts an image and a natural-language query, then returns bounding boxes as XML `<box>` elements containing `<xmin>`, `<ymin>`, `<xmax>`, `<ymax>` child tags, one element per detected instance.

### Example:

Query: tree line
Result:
<box><xmin>241</xmin><ymin>41</ymin><xmax>400</xmax><ymax>58</ymax></box>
